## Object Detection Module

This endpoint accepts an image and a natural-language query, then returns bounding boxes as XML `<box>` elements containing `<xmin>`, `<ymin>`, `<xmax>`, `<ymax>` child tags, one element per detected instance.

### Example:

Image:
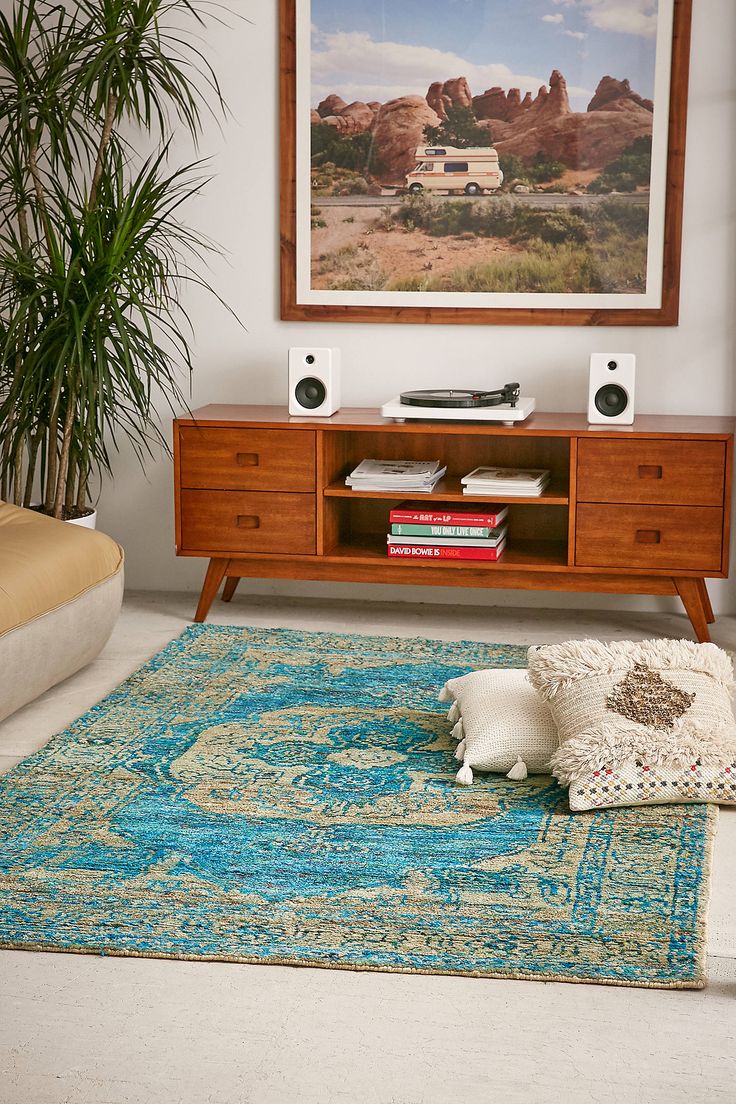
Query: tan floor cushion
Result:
<box><xmin>0</xmin><ymin>503</ymin><xmax>123</xmax><ymax>636</ymax></box>
<box><xmin>0</xmin><ymin>503</ymin><xmax>124</xmax><ymax>724</ymax></box>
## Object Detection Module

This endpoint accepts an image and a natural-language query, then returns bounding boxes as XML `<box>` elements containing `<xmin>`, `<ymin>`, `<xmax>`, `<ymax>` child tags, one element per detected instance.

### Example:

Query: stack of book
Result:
<box><xmin>346</xmin><ymin>459</ymin><xmax>447</xmax><ymax>493</ymax></box>
<box><xmin>462</xmin><ymin>466</ymin><xmax>550</xmax><ymax>497</ymax></box>
<box><xmin>387</xmin><ymin>502</ymin><xmax>509</xmax><ymax>562</ymax></box>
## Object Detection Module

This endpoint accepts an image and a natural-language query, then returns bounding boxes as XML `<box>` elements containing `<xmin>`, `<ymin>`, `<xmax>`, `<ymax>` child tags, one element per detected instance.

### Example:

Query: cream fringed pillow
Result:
<box><xmin>527</xmin><ymin>639</ymin><xmax>736</xmax><ymax>811</ymax></box>
<box><xmin>439</xmin><ymin>669</ymin><xmax>558</xmax><ymax>785</ymax></box>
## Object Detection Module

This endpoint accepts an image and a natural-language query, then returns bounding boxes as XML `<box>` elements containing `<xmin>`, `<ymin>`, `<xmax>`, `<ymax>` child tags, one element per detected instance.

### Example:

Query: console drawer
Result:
<box><xmin>576</xmin><ymin>504</ymin><xmax>723</xmax><ymax>571</ymax></box>
<box><xmin>179</xmin><ymin>428</ymin><xmax>315</xmax><ymax>492</ymax></box>
<box><xmin>577</xmin><ymin>440</ymin><xmax>725</xmax><ymax>506</ymax></box>
<box><xmin>180</xmin><ymin>490</ymin><xmax>316</xmax><ymax>555</ymax></box>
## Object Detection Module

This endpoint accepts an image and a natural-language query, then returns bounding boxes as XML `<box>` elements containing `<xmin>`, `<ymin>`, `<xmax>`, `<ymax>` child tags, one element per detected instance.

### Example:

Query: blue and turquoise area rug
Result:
<box><xmin>0</xmin><ymin>625</ymin><xmax>716</xmax><ymax>988</ymax></box>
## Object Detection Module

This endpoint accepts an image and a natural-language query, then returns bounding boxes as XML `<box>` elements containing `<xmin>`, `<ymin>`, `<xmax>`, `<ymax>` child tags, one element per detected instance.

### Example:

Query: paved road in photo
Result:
<box><xmin>317</xmin><ymin>193</ymin><xmax>650</xmax><ymax>210</ymax></box>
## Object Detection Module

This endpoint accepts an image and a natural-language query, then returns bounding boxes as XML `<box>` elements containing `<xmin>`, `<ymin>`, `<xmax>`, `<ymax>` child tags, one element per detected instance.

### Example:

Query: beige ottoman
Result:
<box><xmin>0</xmin><ymin>503</ymin><xmax>124</xmax><ymax>723</ymax></box>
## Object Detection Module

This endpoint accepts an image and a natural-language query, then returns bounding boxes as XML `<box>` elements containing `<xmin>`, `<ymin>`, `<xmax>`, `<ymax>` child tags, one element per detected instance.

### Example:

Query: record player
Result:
<box><xmin>381</xmin><ymin>383</ymin><xmax>535</xmax><ymax>424</ymax></box>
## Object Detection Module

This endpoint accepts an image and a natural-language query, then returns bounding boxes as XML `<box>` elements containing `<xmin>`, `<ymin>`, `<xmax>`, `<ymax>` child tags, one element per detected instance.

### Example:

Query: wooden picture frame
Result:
<box><xmin>281</xmin><ymin>0</ymin><xmax>692</xmax><ymax>327</ymax></box>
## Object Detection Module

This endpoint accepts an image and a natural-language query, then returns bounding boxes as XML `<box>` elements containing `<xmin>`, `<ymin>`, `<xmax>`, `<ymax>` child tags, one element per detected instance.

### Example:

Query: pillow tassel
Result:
<box><xmin>454</xmin><ymin>738</ymin><xmax>467</xmax><ymax>761</ymax></box>
<box><xmin>506</xmin><ymin>757</ymin><xmax>528</xmax><ymax>781</ymax></box>
<box><xmin>438</xmin><ymin>685</ymin><xmax>453</xmax><ymax>702</ymax></box>
<box><xmin>447</xmin><ymin>701</ymin><xmax>460</xmax><ymax>724</ymax></box>
<box><xmin>451</xmin><ymin>720</ymin><xmax>464</xmax><ymax>742</ymax></box>
<box><xmin>456</xmin><ymin>763</ymin><xmax>474</xmax><ymax>786</ymax></box>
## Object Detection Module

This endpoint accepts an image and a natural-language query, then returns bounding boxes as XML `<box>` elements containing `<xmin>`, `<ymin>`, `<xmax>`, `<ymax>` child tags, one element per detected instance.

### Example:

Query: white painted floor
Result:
<box><xmin>1</xmin><ymin>591</ymin><xmax>735</xmax><ymax>1104</ymax></box>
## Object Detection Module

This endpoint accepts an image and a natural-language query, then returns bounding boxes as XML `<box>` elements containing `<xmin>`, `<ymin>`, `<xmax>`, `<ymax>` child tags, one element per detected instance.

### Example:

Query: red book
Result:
<box><xmin>390</xmin><ymin>502</ymin><xmax>509</xmax><ymax>527</ymax></box>
<box><xmin>387</xmin><ymin>542</ymin><xmax>506</xmax><ymax>562</ymax></box>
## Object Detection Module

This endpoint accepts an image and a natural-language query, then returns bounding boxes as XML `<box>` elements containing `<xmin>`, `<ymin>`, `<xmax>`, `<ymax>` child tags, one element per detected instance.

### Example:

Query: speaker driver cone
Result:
<box><xmin>594</xmin><ymin>384</ymin><xmax>628</xmax><ymax>418</ymax></box>
<box><xmin>295</xmin><ymin>376</ymin><xmax>327</xmax><ymax>410</ymax></box>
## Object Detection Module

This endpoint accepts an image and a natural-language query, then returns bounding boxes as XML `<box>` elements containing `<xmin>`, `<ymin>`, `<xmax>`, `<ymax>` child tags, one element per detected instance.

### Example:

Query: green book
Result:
<box><xmin>391</xmin><ymin>523</ymin><xmax>497</xmax><ymax>538</ymax></box>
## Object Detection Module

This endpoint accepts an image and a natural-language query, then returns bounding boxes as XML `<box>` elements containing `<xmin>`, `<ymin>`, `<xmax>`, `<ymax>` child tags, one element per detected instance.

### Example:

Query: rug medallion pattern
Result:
<box><xmin>0</xmin><ymin>626</ymin><xmax>715</xmax><ymax>987</ymax></box>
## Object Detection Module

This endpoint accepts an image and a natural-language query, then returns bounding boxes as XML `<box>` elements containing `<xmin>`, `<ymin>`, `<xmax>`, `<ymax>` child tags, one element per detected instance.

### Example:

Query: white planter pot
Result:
<box><xmin>29</xmin><ymin>504</ymin><xmax>98</xmax><ymax>529</ymax></box>
<box><xmin>66</xmin><ymin>510</ymin><xmax>97</xmax><ymax>529</ymax></box>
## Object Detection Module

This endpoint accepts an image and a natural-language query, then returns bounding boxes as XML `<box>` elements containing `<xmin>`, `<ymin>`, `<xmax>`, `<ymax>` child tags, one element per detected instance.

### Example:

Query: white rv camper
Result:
<box><xmin>405</xmin><ymin>146</ymin><xmax>504</xmax><ymax>196</ymax></box>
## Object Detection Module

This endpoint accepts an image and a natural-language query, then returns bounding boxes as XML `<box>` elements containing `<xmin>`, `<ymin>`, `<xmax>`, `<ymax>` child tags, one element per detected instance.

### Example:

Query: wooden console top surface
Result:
<box><xmin>181</xmin><ymin>406</ymin><xmax>735</xmax><ymax>440</ymax></box>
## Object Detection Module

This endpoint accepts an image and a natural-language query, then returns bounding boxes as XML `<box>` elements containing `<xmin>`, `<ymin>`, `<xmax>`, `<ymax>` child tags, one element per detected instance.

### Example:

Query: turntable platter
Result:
<box><xmin>400</xmin><ymin>383</ymin><xmax>520</xmax><ymax>409</ymax></box>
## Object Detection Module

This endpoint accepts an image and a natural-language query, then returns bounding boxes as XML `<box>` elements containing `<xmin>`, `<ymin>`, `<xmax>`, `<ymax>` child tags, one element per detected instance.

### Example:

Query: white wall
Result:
<box><xmin>100</xmin><ymin>1</ymin><xmax>736</xmax><ymax>615</ymax></box>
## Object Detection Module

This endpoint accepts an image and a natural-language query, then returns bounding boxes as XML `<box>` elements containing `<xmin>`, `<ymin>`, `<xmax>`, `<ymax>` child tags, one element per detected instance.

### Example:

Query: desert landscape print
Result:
<box><xmin>308</xmin><ymin>0</ymin><xmax>662</xmax><ymax>295</ymax></box>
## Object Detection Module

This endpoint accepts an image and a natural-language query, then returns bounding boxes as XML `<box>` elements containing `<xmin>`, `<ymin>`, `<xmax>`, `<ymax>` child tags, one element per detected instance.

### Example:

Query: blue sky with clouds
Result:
<box><xmin>311</xmin><ymin>0</ymin><xmax>660</xmax><ymax>112</ymax></box>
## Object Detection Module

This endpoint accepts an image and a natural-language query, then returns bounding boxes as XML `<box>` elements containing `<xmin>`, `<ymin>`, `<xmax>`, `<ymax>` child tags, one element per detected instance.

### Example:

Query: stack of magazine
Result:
<box><xmin>462</xmin><ymin>466</ymin><xmax>550</xmax><ymax>497</ymax></box>
<box><xmin>346</xmin><ymin>459</ymin><xmax>447</xmax><ymax>493</ymax></box>
<box><xmin>387</xmin><ymin>501</ymin><xmax>508</xmax><ymax>562</ymax></box>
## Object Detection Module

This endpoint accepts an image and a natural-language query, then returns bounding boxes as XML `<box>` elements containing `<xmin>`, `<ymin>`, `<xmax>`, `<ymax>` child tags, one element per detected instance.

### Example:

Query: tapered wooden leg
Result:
<box><xmin>675</xmin><ymin>578</ymin><xmax>711</xmax><ymax>643</ymax></box>
<box><xmin>222</xmin><ymin>576</ymin><xmax>240</xmax><ymax>603</ymax></box>
<box><xmin>194</xmin><ymin>558</ymin><xmax>229</xmax><ymax>623</ymax></box>
<box><xmin>697</xmin><ymin>579</ymin><xmax>715</xmax><ymax>624</ymax></box>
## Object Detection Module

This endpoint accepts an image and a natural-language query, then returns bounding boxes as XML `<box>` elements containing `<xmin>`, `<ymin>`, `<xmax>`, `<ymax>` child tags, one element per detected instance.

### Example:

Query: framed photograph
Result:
<box><xmin>280</xmin><ymin>0</ymin><xmax>692</xmax><ymax>326</ymax></box>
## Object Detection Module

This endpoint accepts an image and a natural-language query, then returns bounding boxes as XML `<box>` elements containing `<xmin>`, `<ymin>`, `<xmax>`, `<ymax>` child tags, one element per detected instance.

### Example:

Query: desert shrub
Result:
<box><xmin>424</xmin><ymin>106</ymin><xmax>491</xmax><ymax>149</ymax></box>
<box><xmin>589</xmin><ymin>232</ymin><xmax>648</xmax><ymax>292</ymax></box>
<box><xmin>387</xmin><ymin>275</ymin><xmax>435</xmax><ymax>292</ymax></box>
<box><xmin>592</xmin><ymin>198</ymin><xmax>650</xmax><ymax>240</ymax></box>
<box><xmin>411</xmin><ymin>243</ymin><xmax>601</xmax><ymax>294</ymax></box>
<box><xmin>394</xmin><ymin>196</ymin><xmax>588</xmax><ymax>244</ymax></box>
<box><xmin>499</xmin><ymin>152</ymin><xmax>565</xmax><ymax>187</ymax></box>
<box><xmin>311</xmin><ymin>205</ymin><xmax>326</xmax><ymax>229</ymax></box>
<box><xmin>588</xmin><ymin>136</ymin><xmax>652</xmax><ymax>193</ymax></box>
<box><xmin>499</xmin><ymin>155</ymin><xmax>527</xmax><ymax>184</ymax></box>
<box><xmin>318</xmin><ymin>245</ymin><xmax>386</xmax><ymax>291</ymax></box>
<box><xmin>311</xmin><ymin>125</ymin><xmax>373</xmax><ymax>172</ymax></box>
<box><xmin>510</xmin><ymin>207</ymin><xmax>588</xmax><ymax>245</ymax></box>
<box><xmin>526</xmin><ymin>152</ymin><xmax>567</xmax><ymax>184</ymax></box>
<box><xmin>311</xmin><ymin>162</ymin><xmax>370</xmax><ymax>196</ymax></box>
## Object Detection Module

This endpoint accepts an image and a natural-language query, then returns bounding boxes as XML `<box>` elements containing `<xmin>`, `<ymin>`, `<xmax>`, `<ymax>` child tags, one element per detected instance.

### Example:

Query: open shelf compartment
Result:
<box><xmin>319</xmin><ymin>429</ymin><xmax>571</xmax><ymax>567</ymax></box>
<box><xmin>321</xmin><ymin>495</ymin><xmax>569</xmax><ymax>569</ymax></box>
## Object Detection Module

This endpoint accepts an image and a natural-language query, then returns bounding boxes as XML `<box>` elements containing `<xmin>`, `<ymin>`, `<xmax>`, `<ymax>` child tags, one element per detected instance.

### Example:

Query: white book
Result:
<box><xmin>464</xmin><ymin>486</ymin><xmax>548</xmax><ymax>497</ymax></box>
<box><xmin>347</xmin><ymin>463</ymin><xmax>447</xmax><ymax>491</ymax></box>
<box><xmin>462</xmin><ymin>466</ymin><xmax>550</xmax><ymax>487</ymax></box>
<box><xmin>349</xmin><ymin>459</ymin><xmax>443</xmax><ymax>479</ymax></box>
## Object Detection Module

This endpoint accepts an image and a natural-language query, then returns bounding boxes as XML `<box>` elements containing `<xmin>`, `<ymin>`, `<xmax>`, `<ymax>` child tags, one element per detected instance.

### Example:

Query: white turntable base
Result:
<box><xmin>381</xmin><ymin>396</ymin><xmax>536</xmax><ymax>424</ymax></box>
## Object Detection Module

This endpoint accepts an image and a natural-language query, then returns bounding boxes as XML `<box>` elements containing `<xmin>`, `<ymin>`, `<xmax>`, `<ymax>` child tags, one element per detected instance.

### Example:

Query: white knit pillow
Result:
<box><xmin>439</xmin><ymin>668</ymin><xmax>558</xmax><ymax>785</ymax></box>
<box><xmin>527</xmin><ymin>639</ymin><xmax>736</xmax><ymax>811</ymax></box>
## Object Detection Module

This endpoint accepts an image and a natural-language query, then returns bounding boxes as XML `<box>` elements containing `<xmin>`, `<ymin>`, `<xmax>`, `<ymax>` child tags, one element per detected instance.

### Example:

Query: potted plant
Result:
<box><xmin>0</xmin><ymin>0</ymin><xmax>231</xmax><ymax>525</ymax></box>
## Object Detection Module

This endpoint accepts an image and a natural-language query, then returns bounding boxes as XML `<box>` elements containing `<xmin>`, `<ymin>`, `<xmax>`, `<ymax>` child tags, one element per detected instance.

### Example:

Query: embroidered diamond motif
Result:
<box><xmin>606</xmin><ymin>664</ymin><xmax>695</xmax><ymax>728</ymax></box>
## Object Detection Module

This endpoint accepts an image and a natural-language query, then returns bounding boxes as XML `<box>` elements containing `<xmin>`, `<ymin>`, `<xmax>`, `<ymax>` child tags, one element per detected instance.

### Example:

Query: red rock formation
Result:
<box><xmin>339</xmin><ymin>102</ymin><xmax>376</xmax><ymax>132</ymax></box>
<box><xmin>493</xmin><ymin>107</ymin><xmax>653</xmax><ymax>171</ymax></box>
<box><xmin>473</xmin><ymin>70</ymin><xmax>651</xmax><ymax>170</ymax></box>
<box><xmin>371</xmin><ymin>96</ymin><xmax>441</xmax><ymax>183</ymax></box>
<box><xmin>443</xmin><ymin>77</ymin><xmax>473</xmax><ymax>109</ymax></box>
<box><xmin>318</xmin><ymin>94</ymin><xmax>347</xmax><ymax>118</ymax></box>
<box><xmin>313</xmin><ymin>98</ymin><xmax>375</xmax><ymax>135</ymax></box>
<box><xmin>310</xmin><ymin>109</ymin><xmax>321</xmax><ymax>125</ymax></box>
<box><xmin>426</xmin><ymin>77</ymin><xmax>473</xmax><ymax>120</ymax></box>
<box><xmin>426</xmin><ymin>81</ymin><xmax>449</xmax><ymax>119</ymax></box>
<box><xmin>473</xmin><ymin>86</ymin><xmax>507</xmax><ymax>120</ymax></box>
<box><xmin>545</xmin><ymin>70</ymin><xmax>571</xmax><ymax>115</ymax></box>
<box><xmin>473</xmin><ymin>86</ymin><xmax>533</xmax><ymax>122</ymax></box>
<box><xmin>588</xmin><ymin>76</ymin><xmax>653</xmax><ymax>114</ymax></box>
<box><xmin>314</xmin><ymin>68</ymin><xmax>654</xmax><ymax>178</ymax></box>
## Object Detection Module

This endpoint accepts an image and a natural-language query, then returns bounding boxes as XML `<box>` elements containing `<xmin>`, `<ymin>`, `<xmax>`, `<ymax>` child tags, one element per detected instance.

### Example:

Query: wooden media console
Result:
<box><xmin>173</xmin><ymin>406</ymin><xmax>734</xmax><ymax>641</ymax></box>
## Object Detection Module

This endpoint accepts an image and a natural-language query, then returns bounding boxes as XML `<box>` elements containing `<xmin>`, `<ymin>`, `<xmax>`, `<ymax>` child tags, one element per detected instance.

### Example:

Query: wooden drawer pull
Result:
<box><xmin>638</xmin><ymin>464</ymin><xmax>663</xmax><ymax>479</ymax></box>
<box><xmin>237</xmin><ymin>515</ymin><xmax>260</xmax><ymax>530</ymax></box>
<box><xmin>236</xmin><ymin>452</ymin><xmax>259</xmax><ymax>467</ymax></box>
<box><xmin>635</xmin><ymin>529</ymin><xmax>661</xmax><ymax>544</ymax></box>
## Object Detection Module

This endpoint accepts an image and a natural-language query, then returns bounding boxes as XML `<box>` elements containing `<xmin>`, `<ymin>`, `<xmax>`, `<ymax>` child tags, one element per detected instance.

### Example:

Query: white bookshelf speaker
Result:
<box><xmin>588</xmin><ymin>354</ymin><xmax>636</xmax><ymax>425</ymax></box>
<box><xmin>288</xmin><ymin>347</ymin><xmax>341</xmax><ymax>417</ymax></box>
